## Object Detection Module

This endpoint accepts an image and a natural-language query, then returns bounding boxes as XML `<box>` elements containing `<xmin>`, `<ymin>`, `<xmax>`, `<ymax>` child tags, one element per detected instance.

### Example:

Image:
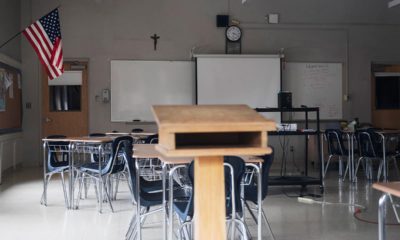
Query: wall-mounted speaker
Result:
<box><xmin>216</xmin><ymin>15</ymin><xmax>229</xmax><ymax>28</ymax></box>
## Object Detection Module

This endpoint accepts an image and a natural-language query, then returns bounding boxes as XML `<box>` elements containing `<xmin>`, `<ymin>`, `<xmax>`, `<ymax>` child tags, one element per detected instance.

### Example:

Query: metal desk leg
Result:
<box><xmin>41</xmin><ymin>142</ymin><xmax>48</xmax><ymax>206</ymax></box>
<box><xmin>168</xmin><ymin>165</ymin><xmax>186</xmax><ymax>240</ymax></box>
<box><xmin>98</xmin><ymin>144</ymin><xmax>104</xmax><ymax>213</ymax></box>
<box><xmin>162</xmin><ymin>163</ymin><xmax>167</xmax><ymax>240</ymax></box>
<box><xmin>69</xmin><ymin>143</ymin><xmax>74</xmax><ymax>210</ymax></box>
<box><xmin>136</xmin><ymin>160</ymin><xmax>142</xmax><ymax>240</ymax></box>
<box><xmin>321</xmin><ymin>133</ymin><xmax>325</xmax><ymax>179</ymax></box>
<box><xmin>350</xmin><ymin>134</ymin><xmax>356</xmax><ymax>183</ymax></box>
<box><xmin>378</xmin><ymin>193</ymin><xmax>389</xmax><ymax>240</ymax></box>
<box><xmin>382</xmin><ymin>136</ymin><xmax>387</xmax><ymax>182</ymax></box>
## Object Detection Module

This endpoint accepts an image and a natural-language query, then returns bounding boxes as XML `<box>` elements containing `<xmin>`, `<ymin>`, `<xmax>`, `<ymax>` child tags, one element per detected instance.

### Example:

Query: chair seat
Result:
<box><xmin>80</xmin><ymin>162</ymin><xmax>125</xmax><ymax>175</ymax></box>
<box><xmin>140</xmin><ymin>179</ymin><xmax>163</xmax><ymax>192</ymax></box>
<box><xmin>47</xmin><ymin>161</ymin><xmax>69</xmax><ymax>172</ymax></box>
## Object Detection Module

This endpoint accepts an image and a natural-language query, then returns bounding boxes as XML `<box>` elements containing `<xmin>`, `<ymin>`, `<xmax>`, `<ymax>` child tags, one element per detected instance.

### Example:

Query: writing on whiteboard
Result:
<box><xmin>283</xmin><ymin>62</ymin><xmax>342</xmax><ymax>119</ymax></box>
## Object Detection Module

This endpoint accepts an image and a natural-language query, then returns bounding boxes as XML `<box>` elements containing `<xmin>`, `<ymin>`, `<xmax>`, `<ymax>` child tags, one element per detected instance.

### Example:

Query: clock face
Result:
<box><xmin>226</xmin><ymin>26</ymin><xmax>241</xmax><ymax>42</ymax></box>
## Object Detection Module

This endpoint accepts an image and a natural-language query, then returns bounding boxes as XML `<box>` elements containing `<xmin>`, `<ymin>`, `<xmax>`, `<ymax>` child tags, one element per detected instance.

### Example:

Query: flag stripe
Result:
<box><xmin>23</xmin><ymin>8</ymin><xmax>63</xmax><ymax>80</ymax></box>
<box><xmin>23</xmin><ymin>29</ymin><xmax>57</xmax><ymax>79</ymax></box>
<box><xmin>29</xmin><ymin>23</ymin><xmax>51</xmax><ymax>58</ymax></box>
<box><xmin>36</xmin><ymin>22</ymin><xmax>53</xmax><ymax>51</ymax></box>
<box><xmin>52</xmin><ymin>38</ymin><xmax>61</xmax><ymax>66</ymax></box>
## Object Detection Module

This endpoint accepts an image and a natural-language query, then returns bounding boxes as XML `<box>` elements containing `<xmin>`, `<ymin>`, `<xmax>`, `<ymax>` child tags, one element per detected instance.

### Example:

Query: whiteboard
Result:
<box><xmin>196</xmin><ymin>54</ymin><xmax>281</xmax><ymax>123</ymax></box>
<box><xmin>111</xmin><ymin>60</ymin><xmax>195</xmax><ymax>122</ymax></box>
<box><xmin>283</xmin><ymin>62</ymin><xmax>343</xmax><ymax>119</ymax></box>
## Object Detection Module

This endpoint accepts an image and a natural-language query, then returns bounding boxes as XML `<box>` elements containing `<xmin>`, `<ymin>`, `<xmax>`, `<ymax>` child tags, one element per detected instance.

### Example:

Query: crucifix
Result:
<box><xmin>150</xmin><ymin>34</ymin><xmax>160</xmax><ymax>50</ymax></box>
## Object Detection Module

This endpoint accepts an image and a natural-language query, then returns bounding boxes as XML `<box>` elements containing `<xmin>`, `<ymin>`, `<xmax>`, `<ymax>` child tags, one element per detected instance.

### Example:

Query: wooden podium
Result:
<box><xmin>152</xmin><ymin>105</ymin><xmax>275</xmax><ymax>240</ymax></box>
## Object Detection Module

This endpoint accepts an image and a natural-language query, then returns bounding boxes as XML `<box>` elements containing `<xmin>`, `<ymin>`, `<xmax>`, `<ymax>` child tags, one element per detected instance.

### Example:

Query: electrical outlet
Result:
<box><xmin>290</xmin><ymin>146</ymin><xmax>294</xmax><ymax>152</ymax></box>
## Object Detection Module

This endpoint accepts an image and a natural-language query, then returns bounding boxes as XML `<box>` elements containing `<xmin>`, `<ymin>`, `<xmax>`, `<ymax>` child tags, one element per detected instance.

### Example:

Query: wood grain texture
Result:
<box><xmin>152</xmin><ymin>104</ymin><xmax>276</xmax><ymax>240</ymax></box>
<box><xmin>194</xmin><ymin>156</ymin><xmax>226</xmax><ymax>240</ymax></box>
<box><xmin>42</xmin><ymin>62</ymin><xmax>89</xmax><ymax>137</ymax></box>
<box><xmin>152</xmin><ymin>105</ymin><xmax>276</xmax><ymax>133</ymax></box>
<box><xmin>156</xmin><ymin>144</ymin><xmax>272</xmax><ymax>157</ymax></box>
<box><xmin>373</xmin><ymin>182</ymin><xmax>400</xmax><ymax>197</ymax></box>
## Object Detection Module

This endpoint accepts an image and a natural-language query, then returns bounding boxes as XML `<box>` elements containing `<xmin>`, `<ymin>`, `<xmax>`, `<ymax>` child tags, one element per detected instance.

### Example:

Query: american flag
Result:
<box><xmin>23</xmin><ymin>8</ymin><xmax>63</xmax><ymax>80</ymax></box>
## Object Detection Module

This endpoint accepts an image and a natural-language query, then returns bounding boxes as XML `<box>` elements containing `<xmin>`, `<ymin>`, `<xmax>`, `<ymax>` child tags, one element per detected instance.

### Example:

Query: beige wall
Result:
<box><xmin>17</xmin><ymin>0</ymin><xmax>400</xmax><ymax>166</ymax></box>
<box><xmin>0</xmin><ymin>0</ymin><xmax>20</xmax><ymax>60</ymax></box>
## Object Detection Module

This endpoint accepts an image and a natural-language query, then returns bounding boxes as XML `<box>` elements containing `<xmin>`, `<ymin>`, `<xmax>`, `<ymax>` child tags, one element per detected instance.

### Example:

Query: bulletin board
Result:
<box><xmin>0</xmin><ymin>61</ymin><xmax>22</xmax><ymax>133</ymax></box>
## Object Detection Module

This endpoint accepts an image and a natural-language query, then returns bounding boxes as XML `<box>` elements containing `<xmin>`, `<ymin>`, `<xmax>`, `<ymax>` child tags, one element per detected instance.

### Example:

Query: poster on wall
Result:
<box><xmin>0</xmin><ymin>69</ymin><xmax>6</xmax><ymax>111</ymax></box>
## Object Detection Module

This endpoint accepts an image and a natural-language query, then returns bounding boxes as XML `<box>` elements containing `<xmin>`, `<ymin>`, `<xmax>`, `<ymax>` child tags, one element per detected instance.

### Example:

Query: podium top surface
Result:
<box><xmin>152</xmin><ymin>105</ymin><xmax>276</xmax><ymax>133</ymax></box>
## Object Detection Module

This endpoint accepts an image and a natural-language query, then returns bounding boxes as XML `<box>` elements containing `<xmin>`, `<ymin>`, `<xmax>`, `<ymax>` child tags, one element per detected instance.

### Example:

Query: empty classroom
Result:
<box><xmin>1</xmin><ymin>1</ymin><xmax>400</xmax><ymax>240</ymax></box>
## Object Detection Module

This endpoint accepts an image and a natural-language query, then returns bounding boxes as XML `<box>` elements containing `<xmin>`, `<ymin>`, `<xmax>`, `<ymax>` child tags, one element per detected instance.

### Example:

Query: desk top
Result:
<box><xmin>152</xmin><ymin>105</ymin><xmax>276</xmax><ymax>133</ymax></box>
<box><xmin>42</xmin><ymin>136</ymin><xmax>114</xmax><ymax>143</ymax></box>
<box><xmin>106</xmin><ymin>132</ymin><xmax>156</xmax><ymax>137</ymax></box>
<box><xmin>373</xmin><ymin>182</ymin><xmax>400</xmax><ymax>198</ymax></box>
<box><xmin>375</xmin><ymin>130</ymin><xmax>400</xmax><ymax>135</ymax></box>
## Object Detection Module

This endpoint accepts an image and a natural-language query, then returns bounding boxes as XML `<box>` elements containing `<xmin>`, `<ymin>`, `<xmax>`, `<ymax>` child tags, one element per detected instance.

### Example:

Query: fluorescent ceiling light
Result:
<box><xmin>388</xmin><ymin>0</ymin><xmax>400</xmax><ymax>8</ymax></box>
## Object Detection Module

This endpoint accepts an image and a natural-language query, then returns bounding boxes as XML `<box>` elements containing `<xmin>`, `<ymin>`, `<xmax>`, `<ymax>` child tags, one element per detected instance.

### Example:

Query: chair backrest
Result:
<box><xmin>102</xmin><ymin>135</ymin><xmax>133</xmax><ymax>175</ymax></box>
<box><xmin>223</xmin><ymin>156</ymin><xmax>246</xmax><ymax>215</ymax></box>
<box><xmin>186</xmin><ymin>156</ymin><xmax>245</xmax><ymax>217</ymax></box>
<box><xmin>325</xmin><ymin>129</ymin><xmax>347</xmax><ymax>156</ymax></box>
<box><xmin>244</xmin><ymin>148</ymin><xmax>274</xmax><ymax>203</ymax></box>
<box><xmin>46</xmin><ymin>135</ymin><xmax>69</xmax><ymax>170</ymax></box>
<box><xmin>357</xmin><ymin>130</ymin><xmax>378</xmax><ymax>158</ymax></box>
<box><xmin>143</xmin><ymin>134</ymin><xmax>158</xmax><ymax>144</ymax></box>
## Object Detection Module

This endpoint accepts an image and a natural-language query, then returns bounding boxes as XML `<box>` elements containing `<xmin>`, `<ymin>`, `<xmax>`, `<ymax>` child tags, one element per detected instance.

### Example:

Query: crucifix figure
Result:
<box><xmin>150</xmin><ymin>34</ymin><xmax>160</xmax><ymax>50</ymax></box>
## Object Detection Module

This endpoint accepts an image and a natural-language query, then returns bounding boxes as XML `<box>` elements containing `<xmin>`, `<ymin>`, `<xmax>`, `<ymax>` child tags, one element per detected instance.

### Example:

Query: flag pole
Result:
<box><xmin>0</xmin><ymin>30</ymin><xmax>24</xmax><ymax>50</ymax></box>
<box><xmin>0</xmin><ymin>5</ymin><xmax>61</xmax><ymax>50</ymax></box>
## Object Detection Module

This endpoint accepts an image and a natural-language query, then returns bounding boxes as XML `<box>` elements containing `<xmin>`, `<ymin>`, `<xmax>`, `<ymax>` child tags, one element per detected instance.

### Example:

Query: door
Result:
<box><xmin>42</xmin><ymin>61</ymin><xmax>89</xmax><ymax>137</ymax></box>
<box><xmin>371</xmin><ymin>64</ymin><xmax>400</xmax><ymax>129</ymax></box>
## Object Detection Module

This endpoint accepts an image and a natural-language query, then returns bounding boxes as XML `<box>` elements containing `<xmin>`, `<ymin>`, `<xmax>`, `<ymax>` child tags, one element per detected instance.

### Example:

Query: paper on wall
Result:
<box><xmin>17</xmin><ymin>73</ymin><xmax>21</xmax><ymax>89</ymax></box>
<box><xmin>8</xmin><ymin>81</ymin><xmax>13</xmax><ymax>98</ymax></box>
<box><xmin>4</xmin><ymin>72</ymin><xmax>12</xmax><ymax>89</ymax></box>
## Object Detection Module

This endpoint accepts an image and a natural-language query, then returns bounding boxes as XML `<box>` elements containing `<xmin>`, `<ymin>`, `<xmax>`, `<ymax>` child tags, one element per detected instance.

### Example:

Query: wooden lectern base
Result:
<box><xmin>194</xmin><ymin>156</ymin><xmax>226</xmax><ymax>240</ymax></box>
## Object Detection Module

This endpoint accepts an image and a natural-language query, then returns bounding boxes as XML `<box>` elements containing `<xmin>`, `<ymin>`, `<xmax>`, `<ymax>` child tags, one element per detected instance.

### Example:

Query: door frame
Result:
<box><xmin>41</xmin><ymin>59</ymin><xmax>89</xmax><ymax>138</ymax></box>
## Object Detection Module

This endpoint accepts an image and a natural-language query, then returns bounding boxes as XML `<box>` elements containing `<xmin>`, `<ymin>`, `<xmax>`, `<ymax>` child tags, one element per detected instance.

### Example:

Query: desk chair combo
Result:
<box><xmin>323</xmin><ymin>129</ymin><xmax>351</xmax><ymax>180</ymax></box>
<box><xmin>355</xmin><ymin>128</ymin><xmax>399</xmax><ymax>181</ymax></box>
<box><xmin>243</xmin><ymin>151</ymin><xmax>276</xmax><ymax>240</ymax></box>
<box><xmin>75</xmin><ymin>135</ymin><xmax>133</xmax><ymax>213</ymax></box>
<box><xmin>169</xmin><ymin>157</ymin><xmax>248</xmax><ymax>240</ymax></box>
<box><xmin>41</xmin><ymin>135</ymin><xmax>70</xmax><ymax>207</ymax></box>
<box><xmin>125</xmin><ymin>143</ymin><xmax>187</xmax><ymax>240</ymax></box>
<box><xmin>140</xmin><ymin>134</ymin><xmax>162</xmax><ymax>181</ymax></box>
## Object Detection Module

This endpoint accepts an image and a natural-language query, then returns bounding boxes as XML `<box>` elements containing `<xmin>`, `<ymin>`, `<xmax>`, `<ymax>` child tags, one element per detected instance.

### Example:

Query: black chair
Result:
<box><xmin>88</xmin><ymin>133</ymin><xmax>107</xmax><ymax>162</ymax></box>
<box><xmin>355</xmin><ymin>128</ymin><xmax>399</xmax><ymax>181</ymax></box>
<box><xmin>41</xmin><ymin>135</ymin><xmax>70</xmax><ymax>207</ymax></box>
<box><xmin>243</xmin><ymin>150</ymin><xmax>275</xmax><ymax>240</ymax></box>
<box><xmin>140</xmin><ymin>134</ymin><xmax>162</xmax><ymax>181</ymax></box>
<box><xmin>76</xmin><ymin>135</ymin><xmax>133</xmax><ymax>213</ymax></box>
<box><xmin>125</xmin><ymin>144</ymin><xmax>185</xmax><ymax>240</ymax></box>
<box><xmin>143</xmin><ymin>134</ymin><xmax>158</xmax><ymax>144</ymax></box>
<box><xmin>324</xmin><ymin>129</ymin><xmax>350</xmax><ymax>179</ymax></box>
<box><xmin>172</xmin><ymin>157</ymin><xmax>247</xmax><ymax>240</ymax></box>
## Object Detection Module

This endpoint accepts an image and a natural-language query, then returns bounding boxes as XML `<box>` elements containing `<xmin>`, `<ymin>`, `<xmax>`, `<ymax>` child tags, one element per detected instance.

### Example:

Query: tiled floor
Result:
<box><xmin>0</xmin><ymin>167</ymin><xmax>399</xmax><ymax>240</ymax></box>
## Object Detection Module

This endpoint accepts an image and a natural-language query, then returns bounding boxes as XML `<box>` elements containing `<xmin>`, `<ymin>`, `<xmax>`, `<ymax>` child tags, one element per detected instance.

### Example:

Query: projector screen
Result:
<box><xmin>196</xmin><ymin>54</ymin><xmax>281</xmax><ymax>123</ymax></box>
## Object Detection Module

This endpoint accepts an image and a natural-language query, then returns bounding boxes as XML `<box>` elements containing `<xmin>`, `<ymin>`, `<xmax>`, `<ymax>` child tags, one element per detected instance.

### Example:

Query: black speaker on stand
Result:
<box><xmin>278</xmin><ymin>91</ymin><xmax>292</xmax><ymax>108</ymax></box>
